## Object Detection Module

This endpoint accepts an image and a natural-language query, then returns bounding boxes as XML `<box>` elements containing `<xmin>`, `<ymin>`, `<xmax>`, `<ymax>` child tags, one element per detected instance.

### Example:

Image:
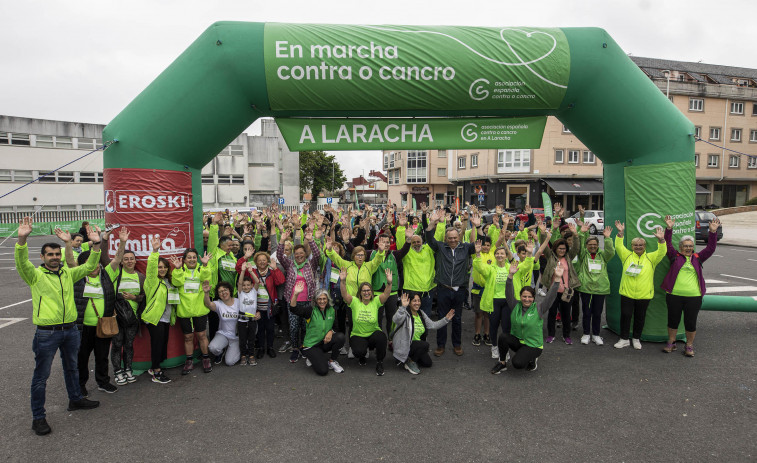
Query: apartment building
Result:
<box><xmin>384</xmin><ymin>149</ymin><xmax>454</xmax><ymax>208</ymax></box>
<box><xmin>0</xmin><ymin>116</ymin><xmax>299</xmax><ymax>222</ymax></box>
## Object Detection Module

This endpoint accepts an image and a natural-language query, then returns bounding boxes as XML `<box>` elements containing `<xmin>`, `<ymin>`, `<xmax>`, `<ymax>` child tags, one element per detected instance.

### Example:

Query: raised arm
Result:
<box><xmin>201</xmin><ymin>280</ymin><xmax>217</xmax><ymax>312</ymax></box>
<box><xmin>533</xmin><ymin>224</ymin><xmax>553</xmax><ymax>261</ymax></box>
<box><xmin>504</xmin><ymin>262</ymin><xmax>519</xmax><ymax>309</ymax></box>
<box><xmin>109</xmin><ymin>227</ymin><xmax>129</xmax><ymax>272</ymax></box>
<box><xmin>378</xmin><ymin>268</ymin><xmax>393</xmax><ymax>305</ymax></box>
<box><xmin>54</xmin><ymin>228</ymin><xmax>77</xmax><ymax>268</ymax></box>
<box><xmin>338</xmin><ymin>267</ymin><xmax>353</xmax><ymax>305</ymax></box>
<box><xmin>613</xmin><ymin>221</ymin><xmax>630</xmax><ymax>262</ymax></box>
<box><xmin>699</xmin><ymin>218</ymin><xmax>720</xmax><ymax>262</ymax></box>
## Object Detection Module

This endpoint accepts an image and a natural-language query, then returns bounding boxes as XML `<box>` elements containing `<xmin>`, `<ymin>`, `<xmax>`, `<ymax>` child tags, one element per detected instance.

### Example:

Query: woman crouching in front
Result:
<box><xmin>391</xmin><ymin>292</ymin><xmax>454</xmax><ymax>374</ymax></box>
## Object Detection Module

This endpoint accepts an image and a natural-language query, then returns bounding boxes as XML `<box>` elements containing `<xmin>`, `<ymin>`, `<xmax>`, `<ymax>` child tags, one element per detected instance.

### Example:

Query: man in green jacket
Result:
<box><xmin>15</xmin><ymin>217</ymin><xmax>102</xmax><ymax>436</ymax></box>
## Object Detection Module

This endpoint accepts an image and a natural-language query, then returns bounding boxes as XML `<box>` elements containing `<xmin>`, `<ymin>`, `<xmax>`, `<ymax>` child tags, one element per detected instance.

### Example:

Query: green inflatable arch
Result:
<box><xmin>103</xmin><ymin>22</ymin><xmax>754</xmax><ymax>345</ymax></box>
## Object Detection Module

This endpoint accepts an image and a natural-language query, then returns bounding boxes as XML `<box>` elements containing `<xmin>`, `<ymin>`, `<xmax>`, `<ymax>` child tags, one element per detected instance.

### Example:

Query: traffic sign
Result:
<box><xmin>326</xmin><ymin>197</ymin><xmax>333</xmax><ymax>204</ymax></box>
<box><xmin>278</xmin><ymin>197</ymin><xmax>285</xmax><ymax>205</ymax></box>
<box><xmin>478</xmin><ymin>194</ymin><xmax>485</xmax><ymax>203</ymax></box>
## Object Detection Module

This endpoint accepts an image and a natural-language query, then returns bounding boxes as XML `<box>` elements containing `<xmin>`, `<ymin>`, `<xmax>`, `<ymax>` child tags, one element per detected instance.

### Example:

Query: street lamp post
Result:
<box><xmin>662</xmin><ymin>70</ymin><xmax>671</xmax><ymax>98</ymax></box>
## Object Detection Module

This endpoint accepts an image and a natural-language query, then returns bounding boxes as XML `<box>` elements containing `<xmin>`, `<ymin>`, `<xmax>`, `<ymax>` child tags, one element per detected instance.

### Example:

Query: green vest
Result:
<box><xmin>370</xmin><ymin>250</ymin><xmax>399</xmax><ymax>294</ymax></box>
<box><xmin>510</xmin><ymin>302</ymin><xmax>543</xmax><ymax>349</ymax></box>
<box><xmin>302</xmin><ymin>306</ymin><xmax>336</xmax><ymax>348</ymax></box>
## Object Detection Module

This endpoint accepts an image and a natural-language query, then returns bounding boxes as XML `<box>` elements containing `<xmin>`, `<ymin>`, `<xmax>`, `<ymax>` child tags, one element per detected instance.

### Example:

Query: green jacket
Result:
<box><xmin>16</xmin><ymin>243</ymin><xmax>100</xmax><ymax>326</ymax></box>
<box><xmin>400</xmin><ymin>244</ymin><xmax>436</xmax><ymax>292</ymax></box>
<box><xmin>171</xmin><ymin>264</ymin><xmax>212</xmax><ymax>318</ymax></box>
<box><xmin>325</xmin><ymin>248</ymin><xmax>384</xmax><ymax>297</ymax></box>
<box><xmin>576</xmin><ymin>231</ymin><xmax>615</xmax><ymax>295</ymax></box>
<box><xmin>370</xmin><ymin>250</ymin><xmax>399</xmax><ymax>295</ymax></box>
<box><xmin>511</xmin><ymin>301</ymin><xmax>544</xmax><ymax>349</ymax></box>
<box><xmin>615</xmin><ymin>236</ymin><xmax>666</xmax><ymax>300</ymax></box>
<box><xmin>141</xmin><ymin>252</ymin><xmax>177</xmax><ymax>326</ymax></box>
<box><xmin>207</xmin><ymin>224</ymin><xmax>237</xmax><ymax>296</ymax></box>
<box><xmin>302</xmin><ymin>306</ymin><xmax>336</xmax><ymax>348</ymax></box>
<box><xmin>473</xmin><ymin>257</ymin><xmax>534</xmax><ymax>312</ymax></box>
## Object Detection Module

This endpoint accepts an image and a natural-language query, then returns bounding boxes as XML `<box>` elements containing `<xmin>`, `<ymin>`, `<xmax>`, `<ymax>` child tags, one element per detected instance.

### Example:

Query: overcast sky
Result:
<box><xmin>2</xmin><ymin>0</ymin><xmax>755</xmax><ymax>179</ymax></box>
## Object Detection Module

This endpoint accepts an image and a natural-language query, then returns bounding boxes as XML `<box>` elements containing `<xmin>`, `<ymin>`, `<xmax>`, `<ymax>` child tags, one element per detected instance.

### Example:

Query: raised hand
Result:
<box><xmin>525</xmin><ymin>242</ymin><xmax>534</xmax><ymax>254</ymax></box>
<box><xmin>202</xmin><ymin>280</ymin><xmax>211</xmax><ymax>293</ymax></box>
<box><xmin>340</xmin><ymin>228</ymin><xmax>350</xmax><ymax>242</ymax></box>
<box><xmin>474</xmin><ymin>239</ymin><xmax>482</xmax><ymax>255</ymax></box>
<box><xmin>665</xmin><ymin>215</ymin><xmax>675</xmax><ymax>229</ymax></box>
<box><xmin>385</xmin><ymin>268</ymin><xmax>393</xmax><ymax>285</ymax></box>
<box><xmin>444</xmin><ymin>309</ymin><xmax>455</xmax><ymax>321</ymax></box>
<box><xmin>54</xmin><ymin>227</ymin><xmax>71</xmax><ymax>243</ymax></box>
<box><xmin>554</xmin><ymin>203</ymin><xmax>562</xmax><ymax>216</ymax></box>
<box><xmin>615</xmin><ymin>221</ymin><xmax>625</xmax><ymax>236</ymax></box>
<box><xmin>398</xmin><ymin>213</ymin><xmax>408</xmax><ymax>227</ymax></box>
<box><xmin>524</xmin><ymin>204</ymin><xmax>532</xmax><ymax>215</ymax></box>
<box><xmin>293</xmin><ymin>280</ymin><xmax>305</xmax><ymax>295</ymax></box>
<box><xmin>495</xmin><ymin>205</ymin><xmax>503</xmax><ymax>215</ymax></box>
<box><xmin>169</xmin><ymin>255</ymin><xmax>183</xmax><ymax>269</ymax></box>
<box><xmin>212</xmin><ymin>212</ymin><xmax>223</xmax><ymax>225</ymax></box>
<box><xmin>509</xmin><ymin>261</ymin><xmax>519</xmax><ymax>275</ymax></box>
<box><xmin>578</xmin><ymin>204</ymin><xmax>585</xmax><ymax>215</ymax></box>
<box><xmin>151</xmin><ymin>234</ymin><xmax>162</xmax><ymax>252</ymax></box>
<box><xmin>119</xmin><ymin>226</ymin><xmax>130</xmax><ymax>242</ymax></box>
<box><xmin>314</xmin><ymin>228</ymin><xmax>323</xmax><ymax>240</ymax></box>
<box><xmin>377</xmin><ymin>239</ymin><xmax>387</xmax><ymax>252</ymax></box>
<box><xmin>568</xmin><ymin>222</ymin><xmax>577</xmax><ymax>234</ymax></box>
<box><xmin>553</xmin><ymin>262</ymin><xmax>565</xmax><ymax>280</ymax></box>
<box><xmin>654</xmin><ymin>226</ymin><xmax>665</xmax><ymax>242</ymax></box>
<box><xmin>199</xmin><ymin>251</ymin><xmax>211</xmax><ymax>266</ymax></box>
<box><xmin>471</xmin><ymin>214</ymin><xmax>481</xmax><ymax>227</ymax></box>
<box><xmin>339</xmin><ymin>267</ymin><xmax>347</xmax><ymax>280</ymax></box>
<box><xmin>405</xmin><ymin>226</ymin><xmax>415</xmax><ymax>240</ymax></box>
<box><xmin>709</xmin><ymin>218</ymin><xmax>721</xmax><ymax>233</ymax></box>
<box><xmin>85</xmin><ymin>225</ymin><xmax>100</xmax><ymax>243</ymax></box>
<box><xmin>400</xmin><ymin>292</ymin><xmax>410</xmax><ymax>308</ymax></box>
<box><xmin>244</xmin><ymin>247</ymin><xmax>254</xmax><ymax>259</ymax></box>
<box><xmin>603</xmin><ymin>226</ymin><xmax>613</xmax><ymax>239</ymax></box>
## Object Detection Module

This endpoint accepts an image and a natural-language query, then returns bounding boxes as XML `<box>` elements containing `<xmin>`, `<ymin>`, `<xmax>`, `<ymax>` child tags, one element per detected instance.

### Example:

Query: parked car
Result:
<box><xmin>565</xmin><ymin>210</ymin><xmax>605</xmax><ymax>235</ymax></box>
<box><xmin>695</xmin><ymin>211</ymin><xmax>723</xmax><ymax>242</ymax></box>
<box><xmin>513</xmin><ymin>208</ymin><xmax>545</xmax><ymax>229</ymax></box>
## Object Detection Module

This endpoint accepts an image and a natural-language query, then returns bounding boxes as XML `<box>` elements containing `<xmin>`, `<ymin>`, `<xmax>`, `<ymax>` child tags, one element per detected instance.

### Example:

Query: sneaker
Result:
<box><xmin>182</xmin><ymin>359</ymin><xmax>193</xmax><ymax>375</ymax></box>
<box><xmin>490</xmin><ymin>362</ymin><xmax>507</xmax><ymax>375</ymax></box>
<box><xmin>404</xmin><ymin>360</ymin><xmax>420</xmax><ymax>375</ymax></box>
<box><xmin>202</xmin><ymin>357</ymin><xmax>212</xmax><ymax>373</ymax></box>
<box><xmin>491</xmin><ymin>346</ymin><xmax>499</xmax><ymax>359</ymax></box>
<box><xmin>114</xmin><ymin>370</ymin><xmax>127</xmax><ymax>385</ymax></box>
<box><xmin>240</xmin><ymin>355</ymin><xmax>248</xmax><ymax>366</ymax></box>
<box><xmin>545</xmin><ymin>336</ymin><xmax>555</xmax><ymax>344</ymax></box>
<box><xmin>614</xmin><ymin>339</ymin><xmax>630</xmax><ymax>349</ymax></box>
<box><xmin>505</xmin><ymin>351</ymin><xmax>511</xmax><ymax>364</ymax></box>
<box><xmin>375</xmin><ymin>362</ymin><xmax>384</xmax><ymax>376</ymax></box>
<box><xmin>358</xmin><ymin>356</ymin><xmax>367</xmax><ymax>366</ymax></box>
<box><xmin>278</xmin><ymin>341</ymin><xmax>292</xmax><ymax>353</ymax></box>
<box><xmin>289</xmin><ymin>349</ymin><xmax>300</xmax><ymax>363</ymax></box>
<box><xmin>124</xmin><ymin>369</ymin><xmax>136</xmax><ymax>383</ymax></box>
<box><xmin>249</xmin><ymin>356</ymin><xmax>258</xmax><ymax>366</ymax></box>
<box><xmin>329</xmin><ymin>360</ymin><xmax>344</xmax><ymax>373</ymax></box>
<box><xmin>472</xmin><ymin>334</ymin><xmax>482</xmax><ymax>346</ymax></box>
<box><xmin>526</xmin><ymin>358</ymin><xmax>538</xmax><ymax>372</ymax></box>
<box><xmin>592</xmin><ymin>335</ymin><xmax>604</xmax><ymax>346</ymax></box>
<box><xmin>632</xmin><ymin>338</ymin><xmax>642</xmax><ymax>350</ymax></box>
<box><xmin>305</xmin><ymin>357</ymin><xmax>312</xmax><ymax>367</ymax></box>
<box><xmin>266</xmin><ymin>347</ymin><xmax>277</xmax><ymax>358</ymax></box>
<box><xmin>80</xmin><ymin>386</ymin><xmax>88</xmax><ymax>398</ymax></box>
<box><xmin>581</xmin><ymin>334</ymin><xmax>591</xmax><ymax>345</ymax></box>
<box><xmin>152</xmin><ymin>372</ymin><xmax>171</xmax><ymax>384</ymax></box>
<box><xmin>97</xmin><ymin>383</ymin><xmax>118</xmax><ymax>394</ymax></box>
<box><xmin>256</xmin><ymin>348</ymin><xmax>265</xmax><ymax>359</ymax></box>
<box><xmin>684</xmin><ymin>345</ymin><xmax>695</xmax><ymax>357</ymax></box>
<box><xmin>483</xmin><ymin>334</ymin><xmax>492</xmax><ymax>346</ymax></box>
<box><xmin>339</xmin><ymin>347</ymin><xmax>348</xmax><ymax>356</ymax></box>
<box><xmin>67</xmin><ymin>398</ymin><xmax>100</xmax><ymax>411</ymax></box>
<box><xmin>32</xmin><ymin>418</ymin><xmax>51</xmax><ymax>436</ymax></box>
<box><xmin>564</xmin><ymin>337</ymin><xmax>573</xmax><ymax>345</ymax></box>
<box><xmin>348</xmin><ymin>347</ymin><xmax>356</xmax><ymax>359</ymax></box>
<box><xmin>662</xmin><ymin>342</ymin><xmax>677</xmax><ymax>353</ymax></box>
<box><xmin>147</xmin><ymin>369</ymin><xmax>154</xmax><ymax>376</ymax></box>
<box><xmin>434</xmin><ymin>347</ymin><xmax>445</xmax><ymax>357</ymax></box>
<box><xmin>214</xmin><ymin>352</ymin><xmax>225</xmax><ymax>365</ymax></box>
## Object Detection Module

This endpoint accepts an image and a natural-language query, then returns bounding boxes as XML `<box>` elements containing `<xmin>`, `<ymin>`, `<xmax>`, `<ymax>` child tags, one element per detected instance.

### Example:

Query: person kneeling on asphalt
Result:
<box><xmin>202</xmin><ymin>281</ymin><xmax>241</xmax><ymax>366</ymax></box>
<box><xmin>491</xmin><ymin>262</ymin><xmax>563</xmax><ymax>375</ymax></box>
<box><xmin>391</xmin><ymin>292</ymin><xmax>454</xmax><ymax>375</ymax></box>
<box><xmin>290</xmin><ymin>285</ymin><xmax>345</xmax><ymax>375</ymax></box>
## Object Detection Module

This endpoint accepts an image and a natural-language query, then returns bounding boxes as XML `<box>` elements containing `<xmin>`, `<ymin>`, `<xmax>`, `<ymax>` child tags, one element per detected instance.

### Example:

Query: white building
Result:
<box><xmin>0</xmin><ymin>116</ymin><xmax>299</xmax><ymax>223</ymax></box>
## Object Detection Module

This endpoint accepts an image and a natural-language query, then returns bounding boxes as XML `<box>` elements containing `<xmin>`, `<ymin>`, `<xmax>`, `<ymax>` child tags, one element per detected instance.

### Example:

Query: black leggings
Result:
<box><xmin>256</xmin><ymin>310</ymin><xmax>275</xmax><ymax>350</ymax></box>
<box><xmin>379</xmin><ymin>293</ymin><xmax>398</xmax><ymax>335</ymax></box>
<box><xmin>350</xmin><ymin>331</ymin><xmax>387</xmax><ymax>362</ymax></box>
<box><xmin>111</xmin><ymin>320</ymin><xmax>139</xmax><ymax>372</ymax></box>
<box><xmin>238</xmin><ymin>320</ymin><xmax>258</xmax><ymax>356</ymax></box>
<box><xmin>78</xmin><ymin>324</ymin><xmax>111</xmax><ymax>387</ymax></box>
<box><xmin>146</xmin><ymin>322</ymin><xmax>170</xmax><ymax>370</ymax></box>
<box><xmin>579</xmin><ymin>292</ymin><xmax>605</xmax><ymax>336</ymax></box>
<box><xmin>666</xmin><ymin>294</ymin><xmax>702</xmax><ymax>332</ymax></box>
<box><xmin>619</xmin><ymin>295</ymin><xmax>651</xmax><ymax>340</ymax></box>
<box><xmin>498</xmin><ymin>333</ymin><xmax>542</xmax><ymax>369</ymax></box>
<box><xmin>301</xmin><ymin>333</ymin><xmax>346</xmax><ymax>376</ymax></box>
<box><xmin>547</xmin><ymin>293</ymin><xmax>573</xmax><ymax>338</ymax></box>
<box><xmin>408</xmin><ymin>340</ymin><xmax>433</xmax><ymax>367</ymax></box>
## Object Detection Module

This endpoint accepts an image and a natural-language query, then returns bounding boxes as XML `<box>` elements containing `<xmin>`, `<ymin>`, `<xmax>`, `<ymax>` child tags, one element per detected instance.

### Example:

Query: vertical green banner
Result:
<box><xmin>541</xmin><ymin>192</ymin><xmax>553</xmax><ymax>219</ymax></box>
<box><xmin>623</xmin><ymin>161</ymin><xmax>695</xmax><ymax>341</ymax></box>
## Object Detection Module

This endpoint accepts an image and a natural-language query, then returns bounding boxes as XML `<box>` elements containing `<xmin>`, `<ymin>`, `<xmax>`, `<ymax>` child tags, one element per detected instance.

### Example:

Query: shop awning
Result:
<box><xmin>695</xmin><ymin>184</ymin><xmax>710</xmax><ymax>195</ymax></box>
<box><xmin>544</xmin><ymin>179</ymin><xmax>604</xmax><ymax>195</ymax></box>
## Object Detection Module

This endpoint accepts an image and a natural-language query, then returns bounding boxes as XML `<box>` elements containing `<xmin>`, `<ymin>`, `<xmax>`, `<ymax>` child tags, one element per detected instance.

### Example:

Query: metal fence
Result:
<box><xmin>0</xmin><ymin>209</ymin><xmax>104</xmax><ymax>225</ymax></box>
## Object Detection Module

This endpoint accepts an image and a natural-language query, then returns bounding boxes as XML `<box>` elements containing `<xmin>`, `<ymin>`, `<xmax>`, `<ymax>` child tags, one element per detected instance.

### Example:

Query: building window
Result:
<box><xmin>383</xmin><ymin>153</ymin><xmax>389</xmax><ymax>170</ymax></box>
<box><xmin>748</xmin><ymin>157</ymin><xmax>757</xmax><ymax>169</ymax></box>
<box><xmin>201</xmin><ymin>175</ymin><xmax>215</xmax><ymax>184</ymax></box>
<box><xmin>38</xmin><ymin>171</ymin><xmax>56</xmax><ymax>182</ymax></box>
<box><xmin>0</xmin><ymin>169</ymin><xmax>11</xmax><ymax>182</ymax></box>
<box><xmin>231</xmin><ymin>175</ymin><xmax>245</xmax><ymax>184</ymax></box>
<box><xmin>458</xmin><ymin>156</ymin><xmax>466</xmax><ymax>169</ymax></box>
<box><xmin>57</xmin><ymin>171</ymin><xmax>74</xmax><ymax>183</ymax></box>
<box><xmin>394</xmin><ymin>170</ymin><xmax>400</xmax><ymax>185</ymax></box>
<box><xmin>707</xmin><ymin>154</ymin><xmax>719</xmax><ymax>168</ymax></box>
<box><xmin>554</xmin><ymin>149</ymin><xmax>564</xmax><ymax>164</ymax></box>
<box><xmin>406</xmin><ymin>150</ymin><xmax>427</xmax><ymax>183</ymax></box>
<box><xmin>34</xmin><ymin>135</ymin><xmax>73</xmax><ymax>149</ymax></box>
<box><xmin>13</xmin><ymin>170</ymin><xmax>33</xmax><ymax>182</ymax></box>
<box><xmin>79</xmin><ymin>172</ymin><xmax>100</xmax><ymax>183</ymax></box>
<box><xmin>709</xmin><ymin>127</ymin><xmax>721</xmax><ymax>141</ymax></box>
<box><xmin>731</xmin><ymin>128</ymin><xmax>742</xmax><ymax>142</ymax></box>
<box><xmin>219</xmin><ymin>145</ymin><xmax>243</xmax><ymax>156</ymax></box>
<box><xmin>471</xmin><ymin>154</ymin><xmax>478</xmax><ymax>168</ymax></box>
<box><xmin>438</xmin><ymin>150</ymin><xmax>447</xmax><ymax>158</ymax></box>
<box><xmin>36</xmin><ymin>135</ymin><xmax>54</xmax><ymax>148</ymax></box>
<box><xmin>750</xmin><ymin>130</ymin><xmax>757</xmax><ymax>143</ymax></box>
<box><xmin>753</xmin><ymin>103</ymin><xmax>757</xmax><ymax>116</ymax></box>
<box><xmin>497</xmin><ymin>150</ymin><xmax>531</xmax><ymax>173</ymax></box>
<box><xmin>729</xmin><ymin>156</ymin><xmax>740</xmax><ymax>168</ymax></box>
<box><xmin>694</xmin><ymin>154</ymin><xmax>699</xmax><ymax>167</ymax></box>
<box><xmin>0</xmin><ymin>132</ymin><xmax>8</xmax><ymax>145</ymax></box>
<box><xmin>582</xmin><ymin>151</ymin><xmax>596</xmax><ymax>164</ymax></box>
<box><xmin>568</xmin><ymin>150</ymin><xmax>580</xmax><ymax>164</ymax></box>
<box><xmin>562</xmin><ymin>125</ymin><xmax>571</xmax><ymax>133</ymax></box>
<box><xmin>2</xmin><ymin>133</ymin><xmax>31</xmax><ymax>146</ymax></box>
<box><xmin>694</xmin><ymin>126</ymin><xmax>701</xmax><ymax>139</ymax></box>
<box><xmin>435</xmin><ymin>193</ymin><xmax>445</xmax><ymax>207</ymax></box>
<box><xmin>56</xmin><ymin>137</ymin><xmax>73</xmax><ymax>149</ymax></box>
<box><xmin>77</xmin><ymin>138</ymin><xmax>96</xmax><ymax>150</ymax></box>
<box><xmin>437</xmin><ymin>168</ymin><xmax>447</xmax><ymax>177</ymax></box>
<box><xmin>730</xmin><ymin>102</ymin><xmax>744</xmax><ymax>115</ymax></box>
<box><xmin>279</xmin><ymin>173</ymin><xmax>283</xmax><ymax>194</ymax></box>
<box><xmin>689</xmin><ymin>98</ymin><xmax>704</xmax><ymax>111</ymax></box>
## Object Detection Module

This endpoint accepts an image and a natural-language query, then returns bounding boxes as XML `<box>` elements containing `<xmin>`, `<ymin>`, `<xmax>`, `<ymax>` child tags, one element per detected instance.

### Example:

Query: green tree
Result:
<box><xmin>299</xmin><ymin>150</ymin><xmax>347</xmax><ymax>201</ymax></box>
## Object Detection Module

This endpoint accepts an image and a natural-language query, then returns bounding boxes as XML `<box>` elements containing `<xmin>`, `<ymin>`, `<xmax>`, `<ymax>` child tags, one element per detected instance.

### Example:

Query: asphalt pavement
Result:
<box><xmin>0</xmin><ymin>236</ymin><xmax>754</xmax><ymax>462</ymax></box>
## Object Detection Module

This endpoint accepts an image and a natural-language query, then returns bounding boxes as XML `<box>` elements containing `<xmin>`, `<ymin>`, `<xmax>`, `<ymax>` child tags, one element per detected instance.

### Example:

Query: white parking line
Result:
<box><xmin>748</xmin><ymin>259</ymin><xmax>757</xmax><ymax>262</ymax></box>
<box><xmin>721</xmin><ymin>274</ymin><xmax>757</xmax><ymax>283</ymax></box>
<box><xmin>705</xmin><ymin>279</ymin><xmax>727</xmax><ymax>284</ymax></box>
<box><xmin>0</xmin><ymin>318</ymin><xmax>26</xmax><ymax>329</ymax></box>
<box><xmin>0</xmin><ymin>299</ymin><xmax>31</xmax><ymax>311</ymax></box>
<box><xmin>705</xmin><ymin>286</ymin><xmax>757</xmax><ymax>294</ymax></box>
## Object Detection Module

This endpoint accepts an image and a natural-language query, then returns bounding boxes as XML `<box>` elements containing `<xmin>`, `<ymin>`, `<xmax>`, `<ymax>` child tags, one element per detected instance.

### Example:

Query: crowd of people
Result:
<box><xmin>15</xmin><ymin>201</ymin><xmax>721</xmax><ymax>435</ymax></box>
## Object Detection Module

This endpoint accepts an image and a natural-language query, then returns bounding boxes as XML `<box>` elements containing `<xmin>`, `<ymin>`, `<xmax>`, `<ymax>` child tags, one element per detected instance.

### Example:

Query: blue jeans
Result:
<box><xmin>436</xmin><ymin>286</ymin><xmax>465</xmax><ymax>348</ymax></box>
<box><xmin>32</xmin><ymin>327</ymin><xmax>83</xmax><ymax>420</ymax></box>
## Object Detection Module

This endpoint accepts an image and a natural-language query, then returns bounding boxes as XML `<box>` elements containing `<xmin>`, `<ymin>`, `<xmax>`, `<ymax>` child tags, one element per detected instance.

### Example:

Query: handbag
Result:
<box><xmin>92</xmin><ymin>298</ymin><xmax>119</xmax><ymax>338</ymax></box>
<box><xmin>114</xmin><ymin>268</ymin><xmax>139</xmax><ymax>326</ymax></box>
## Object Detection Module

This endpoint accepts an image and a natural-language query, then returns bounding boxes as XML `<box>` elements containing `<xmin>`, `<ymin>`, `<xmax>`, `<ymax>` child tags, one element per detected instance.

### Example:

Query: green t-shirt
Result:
<box><xmin>82</xmin><ymin>275</ymin><xmax>105</xmax><ymax>327</ymax></box>
<box><xmin>671</xmin><ymin>257</ymin><xmax>702</xmax><ymax>297</ymax></box>
<box><xmin>349</xmin><ymin>296</ymin><xmax>381</xmax><ymax>338</ymax></box>
<box><xmin>493</xmin><ymin>265</ymin><xmax>510</xmax><ymax>299</ymax></box>
<box><xmin>106</xmin><ymin>265</ymin><xmax>140</xmax><ymax>313</ymax></box>
<box><xmin>412</xmin><ymin>313</ymin><xmax>425</xmax><ymax>341</ymax></box>
<box><xmin>513</xmin><ymin>257</ymin><xmax>535</xmax><ymax>301</ymax></box>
